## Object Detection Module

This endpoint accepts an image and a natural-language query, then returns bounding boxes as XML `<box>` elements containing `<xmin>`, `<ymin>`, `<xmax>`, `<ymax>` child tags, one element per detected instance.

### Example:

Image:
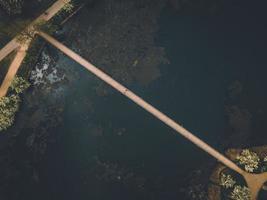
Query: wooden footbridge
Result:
<box><xmin>0</xmin><ymin>1</ymin><xmax>266</xmax><ymax>199</ymax></box>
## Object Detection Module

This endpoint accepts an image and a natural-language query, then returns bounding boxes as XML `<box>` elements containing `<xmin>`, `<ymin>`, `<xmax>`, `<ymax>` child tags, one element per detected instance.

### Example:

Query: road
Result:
<box><xmin>0</xmin><ymin>0</ymin><xmax>70</xmax><ymax>97</ymax></box>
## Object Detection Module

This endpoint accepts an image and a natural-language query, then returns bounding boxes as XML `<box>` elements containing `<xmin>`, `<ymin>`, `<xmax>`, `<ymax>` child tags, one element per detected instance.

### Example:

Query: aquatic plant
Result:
<box><xmin>236</xmin><ymin>149</ymin><xmax>260</xmax><ymax>172</ymax></box>
<box><xmin>0</xmin><ymin>19</ymin><xmax>31</xmax><ymax>40</ymax></box>
<box><xmin>230</xmin><ymin>185</ymin><xmax>251</xmax><ymax>200</ymax></box>
<box><xmin>220</xmin><ymin>173</ymin><xmax>236</xmax><ymax>189</ymax></box>
<box><xmin>0</xmin><ymin>95</ymin><xmax>20</xmax><ymax>131</ymax></box>
<box><xmin>0</xmin><ymin>0</ymin><xmax>24</xmax><ymax>15</ymax></box>
<box><xmin>10</xmin><ymin>76</ymin><xmax>30</xmax><ymax>94</ymax></box>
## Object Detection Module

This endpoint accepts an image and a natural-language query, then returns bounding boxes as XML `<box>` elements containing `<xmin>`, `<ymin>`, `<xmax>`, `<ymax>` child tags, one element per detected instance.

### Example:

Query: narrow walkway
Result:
<box><xmin>0</xmin><ymin>44</ymin><xmax>29</xmax><ymax>97</ymax></box>
<box><xmin>0</xmin><ymin>40</ymin><xmax>20</xmax><ymax>63</ymax></box>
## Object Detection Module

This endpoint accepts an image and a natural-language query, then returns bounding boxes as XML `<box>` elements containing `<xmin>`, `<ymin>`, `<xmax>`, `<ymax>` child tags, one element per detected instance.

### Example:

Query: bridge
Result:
<box><xmin>0</xmin><ymin>1</ymin><xmax>265</xmax><ymax>199</ymax></box>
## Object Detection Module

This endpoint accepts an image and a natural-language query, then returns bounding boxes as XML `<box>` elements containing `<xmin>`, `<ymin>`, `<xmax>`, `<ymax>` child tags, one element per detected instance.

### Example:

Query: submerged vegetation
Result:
<box><xmin>0</xmin><ymin>19</ymin><xmax>31</xmax><ymax>40</ymax></box>
<box><xmin>0</xmin><ymin>0</ymin><xmax>24</xmax><ymax>15</ymax></box>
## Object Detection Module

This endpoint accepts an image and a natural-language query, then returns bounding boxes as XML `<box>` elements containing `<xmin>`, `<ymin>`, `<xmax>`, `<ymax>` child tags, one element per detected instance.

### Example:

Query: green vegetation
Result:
<box><xmin>230</xmin><ymin>185</ymin><xmax>251</xmax><ymax>200</ymax></box>
<box><xmin>219</xmin><ymin>149</ymin><xmax>267</xmax><ymax>199</ymax></box>
<box><xmin>16</xmin><ymin>20</ymin><xmax>58</xmax><ymax>45</ymax></box>
<box><xmin>220</xmin><ymin>173</ymin><xmax>251</xmax><ymax>200</ymax></box>
<box><xmin>0</xmin><ymin>0</ymin><xmax>24</xmax><ymax>15</ymax></box>
<box><xmin>236</xmin><ymin>149</ymin><xmax>260</xmax><ymax>173</ymax></box>
<box><xmin>0</xmin><ymin>76</ymin><xmax>30</xmax><ymax>131</ymax></box>
<box><xmin>0</xmin><ymin>95</ymin><xmax>20</xmax><ymax>131</ymax></box>
<box><xmin>220</xmin><ymin>172</ymin><xmax>251</xmax><ymax>200</ymax></box>
<box><xmin>62</xmin><ymin>1</ymin><xmax>74</xmax><ymax>13</ymax></box>
<box><xmin>220</xmin><ymin>173</ymin><xmax>236</xmax><ymax>189</ymax></box>
<box><xmin>10</xmin><ymin>76</ymin><xmax>30</xmax><ymax>94</ymax></box>
<box><xmin>0</xmin><ymin>0</ymin><xmax>68</xmax><ymax>132</ymax></box>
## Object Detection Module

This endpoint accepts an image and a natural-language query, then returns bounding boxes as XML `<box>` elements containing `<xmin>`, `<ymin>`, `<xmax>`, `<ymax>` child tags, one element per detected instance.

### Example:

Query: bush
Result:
<box><xmin>62</xmin><ymin>1</ymin><xmax>74</xmax><ymax>13</ymax></box>
<box><xmin>230</xmin><ymin>185</ymin><xmax>251</xmax><ymax>200</ymax></box>
<box><xmin>0</xmin><ymin>76</ymin><xmax>30</xmax><ymax>131</ymax></box>
<box><xmin>220</xmin><ymin>173</ymin><xmax>236</xmax><ymax>189</ymax></box>
<box><xmin>10</xmin><ymin>76</ymin><xmax>30</xmax><ymax>94</ymax></box>
<box><xmin>0</xmin><ymin>95</ymin><xmax>20</xmax><ymax>131</ymax></box>
<box><xmin>236</xmin><ymin>149</ymin><xmax>260</xmax><ymax>173</ymax></box>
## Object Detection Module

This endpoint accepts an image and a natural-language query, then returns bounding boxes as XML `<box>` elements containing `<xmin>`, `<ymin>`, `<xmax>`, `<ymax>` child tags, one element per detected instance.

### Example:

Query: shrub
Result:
<box><xmin>62</xmin><ymin>1</ymin><xmax>74</xmax><ymax>13</ymax></box>
<box><xmin>0</xmin><ymin>95</ymin><xmax>20</xmax><ymax>131</ymax></box>
<box><xmin>230</xmin><ymin>185</ymin><xmax>251</xmax><ymax>200</ymax></box>
<box><xmin>10</xmin><ymin>76</ymin><xmax>30</xmax><ymax>94</ymax></box>
<box><xmin>236</xmin><ymin>149</ymin><xmax>260</xmax><ymax>172</ymax></box>
<box><xmin>0</xmin><ymin>76</ymin><xmax>30</xmax><ymax>131</ymax></box>
<box><xmin>220</xmin><ymin>173</ymin><xmax>236</xmax><ymax>189</ymax></box>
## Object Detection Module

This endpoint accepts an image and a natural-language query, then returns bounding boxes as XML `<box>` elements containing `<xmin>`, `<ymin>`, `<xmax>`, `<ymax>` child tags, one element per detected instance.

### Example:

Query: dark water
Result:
<box><xmin>10</xmin><ymin>1</ymin><xmax>267</xmax><ymax>199</ymax></box>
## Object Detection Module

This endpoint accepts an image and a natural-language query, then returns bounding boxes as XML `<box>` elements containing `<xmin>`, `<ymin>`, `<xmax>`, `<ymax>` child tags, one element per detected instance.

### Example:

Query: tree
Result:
<box><xmin>220</xmin><ymin>173</ymin><xmax>236</xmax><ymax>189</ymax></box>
<box><xmin>230</xmin><ymin>185</ymin><xmax>251</xmax><ymax>200</ymax></box>
<box><xmin>236</xmin><ymin>149</ymin><xmax>260</xmax><ymax>173</ymax></box>
<box><xmin>10</xmin><ymin>76</ymin><xmax>30</xmax><ymax>94</ymax></box>
<box><xmin>0</xmin><ymin>76</ymin><xmax>30</xmax><ymax>131</ymax></box>
<box><xmin>0</xmin><ymin>95</ymin><xmax>20</xmax><ymax>131</ymax></box>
